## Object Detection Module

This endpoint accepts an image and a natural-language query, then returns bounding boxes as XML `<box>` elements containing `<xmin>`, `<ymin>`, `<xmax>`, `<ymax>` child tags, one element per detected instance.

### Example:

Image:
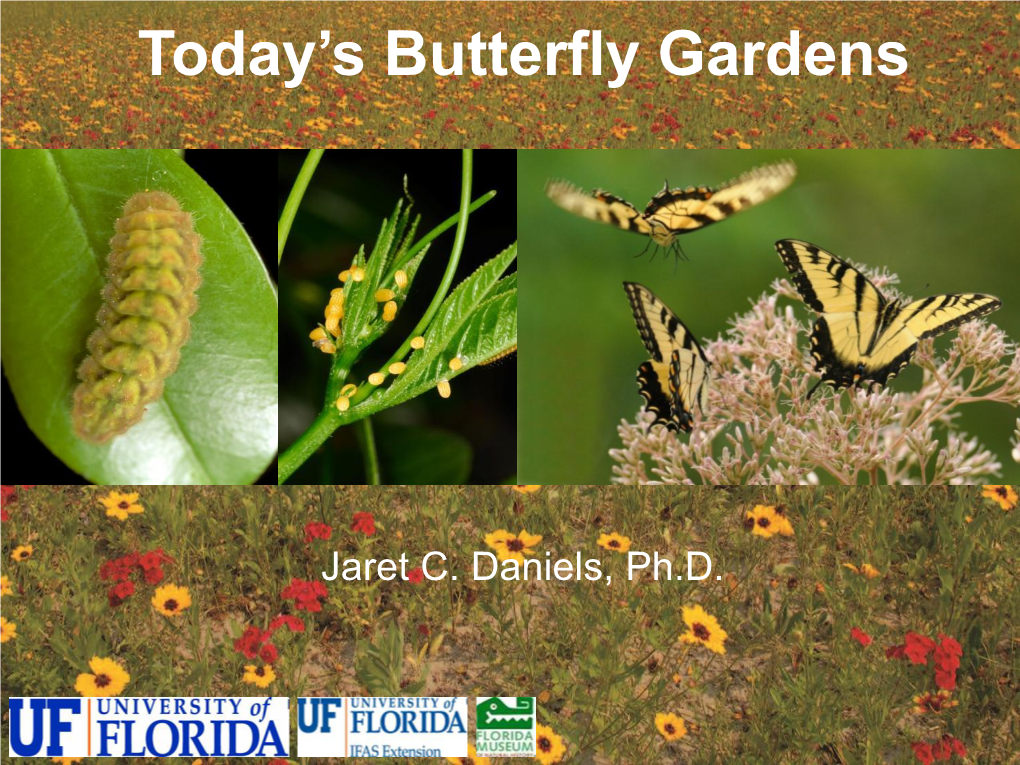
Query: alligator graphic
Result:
<box><xmin>479</xmin><ymin>697</ymin><xmax>535</xmax><ymax>730</ymax></box>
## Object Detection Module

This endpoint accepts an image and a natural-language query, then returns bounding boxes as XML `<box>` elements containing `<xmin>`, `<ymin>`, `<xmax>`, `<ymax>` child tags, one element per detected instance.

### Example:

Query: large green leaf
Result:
<box><xmin>1</xmin><ymin>150</ymin><xmax>277</xmax><ymax>484</ymax></box>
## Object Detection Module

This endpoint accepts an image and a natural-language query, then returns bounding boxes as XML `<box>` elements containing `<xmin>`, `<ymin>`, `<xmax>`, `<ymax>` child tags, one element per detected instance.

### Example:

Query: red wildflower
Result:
<box><xmin>1</xmin><ymin>486</ymin><xmax>16</xmax><ymax>520</ymax></box>
<box><xmin>281</xmin><ymin>578</ymin><xmax>328</xmax><ymax>612</ymax></box>
<box><xmin>886</xmin><ymin>643</ymin><xmax>906</xmax><ymax>660</ymax></box>
<box><xmin>850</xmin><ymin>627</ymin><xmax>872</xmax><ymax>647</ymax></box>
<box><xmin>935</xmin><ymin>667</ymin><xmax>957</xmax><ymax>691</ymax></box>
<box><xmin>904</xmin><ymin>632</ymin><xmax>936</xmax><ymax>664</ymax></box>
<box><xmin>932</xmin><ymin>738</ymin><xmax>952</xmax><ymax>761</ymax></box>
<box><xmin>417</xmin><ymin>623</ymin><xmax>431</xmax><ymax>636</ymax></box>
<box><xmin>259</xmin><ymin>643</ymin><xmax>279</xmax><ymax>664</ymax></box>
<box><xmin>143</xmin><ymin>566</ymin><xmax>165</xmax><ymax>585</ymax></box>
<box><xmin>405</xmin><ymin>567</ymin><xmax>425</xmax><ymax>584</ymax></box>
<box><xmin>947</xmin><ymin>736</ymin><xmax>966</xmax><ymax>758</ymax></box>
<box><xmin>108</xmin><ymin>580</ymin><xmax>135</xmax><ymax>608</ymax></box>
<box><xmin>234</xmin><ymin>626</ymin><xmax>268</xmax><ymax>659</ymax></box>
<box><xmin>268</xmin><ymin>614</ymin><xmax>306</xmax><ymax>633</ymax></box>
<box><xmin>100</xmin><ymin>555</ymin><xmax>136</xmax><ymax>582</ymax></box>
<box><xmin>912</xmin><ymin>742</ymin><xmax>934</xmax><ymax>764</ymax></box>
<box><xmin>139</xmin><ymin>549</ymin><xmax>173</xmax><ymax>570</ymax></box>
<box><xmin>304</xmin><ymin>522</ymin><xmax>333</xmax><ymax>543</ymax></box>
<box><xmin>351</xmin><ymin>512</ymin><xmax>376</xmax><ymax>536</ymax></box>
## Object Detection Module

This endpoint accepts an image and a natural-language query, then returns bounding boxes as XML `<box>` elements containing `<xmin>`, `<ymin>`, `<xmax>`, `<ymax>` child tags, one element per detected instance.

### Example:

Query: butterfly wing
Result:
<box><xmin>776</xmin><ymin>239</ymin><xmax>889</xmax><ymax>391</ymax></box>
<box><xmin>644</xmin><ymin>160</ymin><xmax>797</xmax><ymax>235</ymax></box>
<box><xmin>636</xmin><ymin>360</ymin><xmax>677</xmax><ymax>430</ymax></box>
<box><xmin>776</xmin><ymin>239</ymin><xmax>1002</xmax><ymax>392</ymax></box>
<box><xmin>625</xmin><ymin>282</ymin><xmax>711</xmax><ymax>431</ymax></box>
<box><xmin>669</xmin><ymin>348</ymin><xmax>711</xmax><ymax>432</ymax></box>
<box><xmin>861</xmin><ymin>294</ymin><xmax>1002</xmax><ymax>383</ymax></box>
<box><xmin>545</xmin><ymin>180</ymin><xmax>653</xmax><ymax>238</ymax></box>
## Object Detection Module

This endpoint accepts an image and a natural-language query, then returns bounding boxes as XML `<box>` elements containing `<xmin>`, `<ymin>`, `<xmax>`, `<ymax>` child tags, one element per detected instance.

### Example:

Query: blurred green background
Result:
<box><xmin>519</xmin><ymin>150</ymin><xmax>1020</xmax><ymax>484</ymax></box>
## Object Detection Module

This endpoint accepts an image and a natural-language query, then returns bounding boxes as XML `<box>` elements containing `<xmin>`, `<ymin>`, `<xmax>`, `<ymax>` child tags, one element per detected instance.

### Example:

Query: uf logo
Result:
<box><xmin>297</xmin><ymin>698</ymin><xmax>344</xmax><ymax>733</ymax></box>
<box><xmin>9</xmin><ymin>699</ymin><xmax>82</xmax><ymax>756</ymax></box>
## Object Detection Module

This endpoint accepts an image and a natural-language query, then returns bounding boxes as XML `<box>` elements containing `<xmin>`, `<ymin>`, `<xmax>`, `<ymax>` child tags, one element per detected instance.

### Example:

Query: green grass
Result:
<box><xmin>1</xmin><ymin>485</ymin><xmax>1017</xmax><ymax>762</ymax></box>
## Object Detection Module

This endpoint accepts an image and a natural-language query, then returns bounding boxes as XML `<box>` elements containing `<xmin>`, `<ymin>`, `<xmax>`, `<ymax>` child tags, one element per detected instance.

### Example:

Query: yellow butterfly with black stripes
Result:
<box><xmin>624</xmin><ymin>282</ymin><xmax>711</xmax><ymax>433</ymax></box>
<box><xmin>547</xmin><ymin>161</ymin><xmax>796</xmax><ymax>261</ymax></box>
<box><xmin>776</xmin><ymin>239</ymin><xmax>1002</xmax><ymax>397</ymax></box>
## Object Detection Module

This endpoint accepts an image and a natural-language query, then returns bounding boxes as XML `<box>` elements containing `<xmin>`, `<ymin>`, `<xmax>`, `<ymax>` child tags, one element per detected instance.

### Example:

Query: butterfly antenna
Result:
<box><xmin>634</xmin><ymin>239</ymin><xmax>653</xmax><ymax>260</ymax></box>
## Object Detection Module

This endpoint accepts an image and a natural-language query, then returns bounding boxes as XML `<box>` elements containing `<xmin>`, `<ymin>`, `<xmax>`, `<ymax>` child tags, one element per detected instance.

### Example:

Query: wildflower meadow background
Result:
<box><xmin>1</xmin><ymin>2</ymin><xmax>1018</xmax><ymax>149</ymax></box>
<box><xmin>1</xmin><ymin>484</ymin><xmax>1018</xmax><ymax>763</ymax></box>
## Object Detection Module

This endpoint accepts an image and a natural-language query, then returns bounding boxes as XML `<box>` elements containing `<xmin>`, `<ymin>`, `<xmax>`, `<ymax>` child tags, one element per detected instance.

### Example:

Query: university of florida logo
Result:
<box><xmin>476</xmin><ymin>697</ymin><xmax>537</xmax><ymax>757</ymax></box>
<box><xmin>7</xmin><ymin>697</ymin><xmax>288</xmax><ymax>758</ymax></box>
<box><xmin>297</xmin><ymin>697</ymin><xmax>468</xmax><ymax>758</ymax></box>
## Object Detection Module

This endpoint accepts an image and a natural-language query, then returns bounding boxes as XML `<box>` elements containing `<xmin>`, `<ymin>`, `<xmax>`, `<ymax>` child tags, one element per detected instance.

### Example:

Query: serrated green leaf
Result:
<box><xmin>382</xmin><ymin>242</ymin><xmax>517</xmax><ymax>402</ymax></box>
<box><xmin>371</xmin><ymin>289</ymin><xmax>516</xmax><ymax>409</ymax></box>
<box><xmin>0</xmin><ymin>149</ymin><xmax>277</xmax><ymax>484</ymax></box>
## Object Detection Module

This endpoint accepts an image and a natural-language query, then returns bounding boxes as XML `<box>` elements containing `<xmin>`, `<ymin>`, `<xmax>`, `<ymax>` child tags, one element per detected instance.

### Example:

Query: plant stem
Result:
<box><xmin>277</xmin><ymin>149</ymin><xmax>324</xmax><ymax>265</ymax></box>
<box><xmin>279</xmin><ymin>408</ymin><xmax>341</xmax><ymax>484</ymax></box>
<box><xmin>356</xmin><ymin>417</ymin><xmax>382</xmax><ymax>485</ymax></box>
<box><xmin>278</xmin><ymin>149</ymin><xmax>477</xmax><ymax>484</ymax></box>
<box><xmin>349</xmin><ymin>148</ymin><xmax>474</xmax><ymax>408</ymax></box>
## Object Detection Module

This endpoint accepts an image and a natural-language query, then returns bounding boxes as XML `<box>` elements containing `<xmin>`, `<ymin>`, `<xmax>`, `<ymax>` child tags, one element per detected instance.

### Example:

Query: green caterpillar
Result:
<box><xmin>72</xmin><ymin>191</ymin><xmax>202</xmax><ymax>443</ymax></box>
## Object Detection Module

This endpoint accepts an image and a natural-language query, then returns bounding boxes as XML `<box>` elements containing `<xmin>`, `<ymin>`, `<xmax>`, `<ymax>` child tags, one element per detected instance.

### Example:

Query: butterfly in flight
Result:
<box><xmin>776</xmin><ymin>239</ymin><xmax>1002</xmax><ymax>398</ymax></box>
<box><xmin>624</xmin><ymin>282</ymin><xmax>711</xmax><ymax>433</ymax></box>
<box><xmin>547</xmin><ymin>161</ymin><xmax>796</xmax><ymax>261</ymax></box>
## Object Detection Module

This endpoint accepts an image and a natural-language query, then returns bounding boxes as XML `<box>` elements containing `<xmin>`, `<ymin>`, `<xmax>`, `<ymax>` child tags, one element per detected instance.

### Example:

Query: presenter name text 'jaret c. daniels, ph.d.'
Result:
<box><xmin>321</xmin><ymin>550</ymin><xmax>718</xmax><ymax>587</ymax></box>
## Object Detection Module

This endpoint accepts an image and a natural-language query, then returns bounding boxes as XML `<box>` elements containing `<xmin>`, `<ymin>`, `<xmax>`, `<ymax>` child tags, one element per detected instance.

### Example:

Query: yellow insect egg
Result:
<box><xmin>309</xmin><ymin>326</ymin><xmax>336</xmax><ymax>354</ymax></box>
<box><xmin>448</xmin><ymin>356</ymin><xmax>463</xmax><ymax>371</ymax></box>
<box><xmin>324</xmin><ymin>312</ymin><xmax>341</xmax><ymax>338</ymax></box>
<box><xmin>352</xmin><ymin>267</ymin><xmax>365</xmax><ymax>282</ymax></box>
<box><xmin>338</xmin><ymin>270</ymin><xmax>351</xmax><ymax>283</ymax></box>
<box><xmin>374</xmin><ymin>288</ymin><xmax>395</xmax><ymax>302</ymax></box>
<box><xmin>437</xmin><ymin>380</ymin><xmax>451</xmax><ymax>399</ymax></box>
<box><xmin>336</xmin><ymin>395</ymin><xmax>350</xmax><ymax>412</ymax></box>
<box><xmin>368</xmin><ymin>372</ymin><xmax>386</xmax><ymax>386</ymax></box>
<box><xmin>388</xmin><ymin>362</ymin><xmax>406</xmax><ymax>375</ymax></box>
<box><xmin>339</xmin><ymin>383</ymin><xmax>358</xmax><ymax>397</ymax></box>
<box><xmin>382</xmin><ymin>301</ymin><xmax>397</xmax><ymax>322</ymax></box>
<box><xmin>410</xmin><ymin>336</ymin><xmax>425</xmax><ymax>350</ymax></box>
<box><xmin>394</xmin><ymin>270</ymin><xmax>408</xmax><ymax>289</ymax></box>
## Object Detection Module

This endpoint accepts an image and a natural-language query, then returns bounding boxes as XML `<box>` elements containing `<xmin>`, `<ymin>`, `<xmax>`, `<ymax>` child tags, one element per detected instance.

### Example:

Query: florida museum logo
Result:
<box><xmin>476</xmin><ymin>697</ymin><xmax>537</xmax><ymax>757</ymax></box>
